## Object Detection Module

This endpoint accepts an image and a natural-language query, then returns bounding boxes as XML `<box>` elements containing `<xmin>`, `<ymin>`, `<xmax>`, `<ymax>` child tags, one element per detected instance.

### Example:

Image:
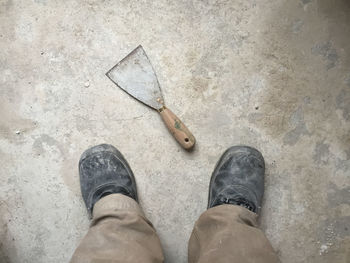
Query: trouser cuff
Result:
<box><xmin>92</xmin><ymin>193</ymin><xmax>144</xmax><ymax>220</ymax></box>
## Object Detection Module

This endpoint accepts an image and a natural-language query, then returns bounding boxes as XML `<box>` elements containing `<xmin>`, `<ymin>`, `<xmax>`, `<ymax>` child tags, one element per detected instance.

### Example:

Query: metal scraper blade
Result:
<box><xmin>106</xmin><ymin>45</ymin><xmax>164</xmax><ymax>110</ymax></box>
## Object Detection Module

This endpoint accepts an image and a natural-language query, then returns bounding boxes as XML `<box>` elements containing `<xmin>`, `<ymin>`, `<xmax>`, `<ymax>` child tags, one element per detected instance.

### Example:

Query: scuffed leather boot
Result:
<box><xmin>208</xmin><ymin>146</ymin><xmax>265</xmax><ymax>214</ymax></box>
<box><xmin>79</xmin><ymin>144</ymin><xmax>138</xmax><ymax>217</ymax></box>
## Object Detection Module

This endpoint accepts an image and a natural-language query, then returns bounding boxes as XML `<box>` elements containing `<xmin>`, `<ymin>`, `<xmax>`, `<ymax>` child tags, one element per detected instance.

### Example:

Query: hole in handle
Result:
<box><xmin>184</xmin><ymin>138</ymin><xmax>189</xmax><ymax>142</ymax></box>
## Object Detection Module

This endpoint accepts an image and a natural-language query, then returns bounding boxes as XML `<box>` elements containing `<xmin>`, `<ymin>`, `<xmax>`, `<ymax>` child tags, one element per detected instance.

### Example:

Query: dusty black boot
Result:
<box><xmin>79</xmin><ymin>144</ymin><xmax>138</xmax><ymax>217</ymax></box>
<box><xmin>208</xmin><ymin>146</ymin><xmax>265</xmax><ymax>214</ymax></box>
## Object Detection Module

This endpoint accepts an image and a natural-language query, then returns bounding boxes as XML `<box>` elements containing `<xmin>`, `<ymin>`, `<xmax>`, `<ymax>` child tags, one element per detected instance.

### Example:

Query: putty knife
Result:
<box><xmin>106</xmin><ymin>45</ymin><xmax>196</xmax><ymax>150</ymax></box>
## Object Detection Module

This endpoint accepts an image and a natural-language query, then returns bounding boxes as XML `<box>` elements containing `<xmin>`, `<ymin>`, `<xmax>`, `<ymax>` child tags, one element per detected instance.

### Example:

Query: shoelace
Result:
<box><xmin>219</xmin><ymin>196</ymin><xmax>256</xmax><ymax>212</ymax></box>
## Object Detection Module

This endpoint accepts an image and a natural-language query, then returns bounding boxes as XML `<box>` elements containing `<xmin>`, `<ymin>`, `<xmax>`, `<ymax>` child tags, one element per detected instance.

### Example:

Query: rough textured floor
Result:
<box><xmin>1</xmin><ymin>0</ymin><xmax>349</xmax><ymax>262</ymax></box>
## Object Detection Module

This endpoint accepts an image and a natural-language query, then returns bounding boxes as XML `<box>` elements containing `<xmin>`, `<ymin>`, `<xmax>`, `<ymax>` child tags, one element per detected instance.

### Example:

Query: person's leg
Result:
<box><xmin>70</xmin><ymin>144</ymin><xmax>164</xmax><ymax>263</ymax></box>
<box><xmin>188</xmin><ymin>146</ymin><xmax>279</xmax><ymax>263</ymax></box>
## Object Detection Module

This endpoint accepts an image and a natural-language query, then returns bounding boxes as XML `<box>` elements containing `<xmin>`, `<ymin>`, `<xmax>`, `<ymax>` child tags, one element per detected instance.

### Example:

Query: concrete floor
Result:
<box><xmin>0</xmin><ymin>0</ymin><xmax>349</xmax><ymax>262</ymax></box>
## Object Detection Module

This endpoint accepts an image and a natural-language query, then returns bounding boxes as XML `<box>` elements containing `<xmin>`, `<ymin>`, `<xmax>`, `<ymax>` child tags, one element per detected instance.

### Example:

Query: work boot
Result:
<box><xmin>208</xmin><ymin>146</ymin><xmax>265</xmax><ymax>214</ymax></box>
<box><xmin>79</xmin><ymin>144</ymin><xmax>138</xmax><ymax>218</ymax></box>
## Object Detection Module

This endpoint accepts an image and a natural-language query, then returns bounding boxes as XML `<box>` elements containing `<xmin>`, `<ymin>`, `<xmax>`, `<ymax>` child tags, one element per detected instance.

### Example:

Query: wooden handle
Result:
<box><xmin>159</xmin><ymin>106</ymin><xmax>196</xmax><ymax>150</ymax></box>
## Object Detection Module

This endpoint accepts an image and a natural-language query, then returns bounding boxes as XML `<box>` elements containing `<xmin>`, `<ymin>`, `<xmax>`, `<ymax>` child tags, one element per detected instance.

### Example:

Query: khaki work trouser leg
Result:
<box><xmin>188</xmin><ymin>204</ymin><xmax>280</xmax><ymax>263</ymax></box>
<box><xmin>70</xmin><ymin>194</ymin><xmax>164</xmax><ymax>263</ymax></box>
<box><xmin>71</xmin><ymin>195</ymin><xmax>279</xmax><ymax>263</ymax></box>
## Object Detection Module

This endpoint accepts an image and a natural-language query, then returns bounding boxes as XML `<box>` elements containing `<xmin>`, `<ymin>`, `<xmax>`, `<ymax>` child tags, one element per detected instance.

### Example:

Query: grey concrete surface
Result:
<box><xmin>0</xmin><ymin>0</ymin><xmax>349</xmax><ymax>262</ymax></box>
